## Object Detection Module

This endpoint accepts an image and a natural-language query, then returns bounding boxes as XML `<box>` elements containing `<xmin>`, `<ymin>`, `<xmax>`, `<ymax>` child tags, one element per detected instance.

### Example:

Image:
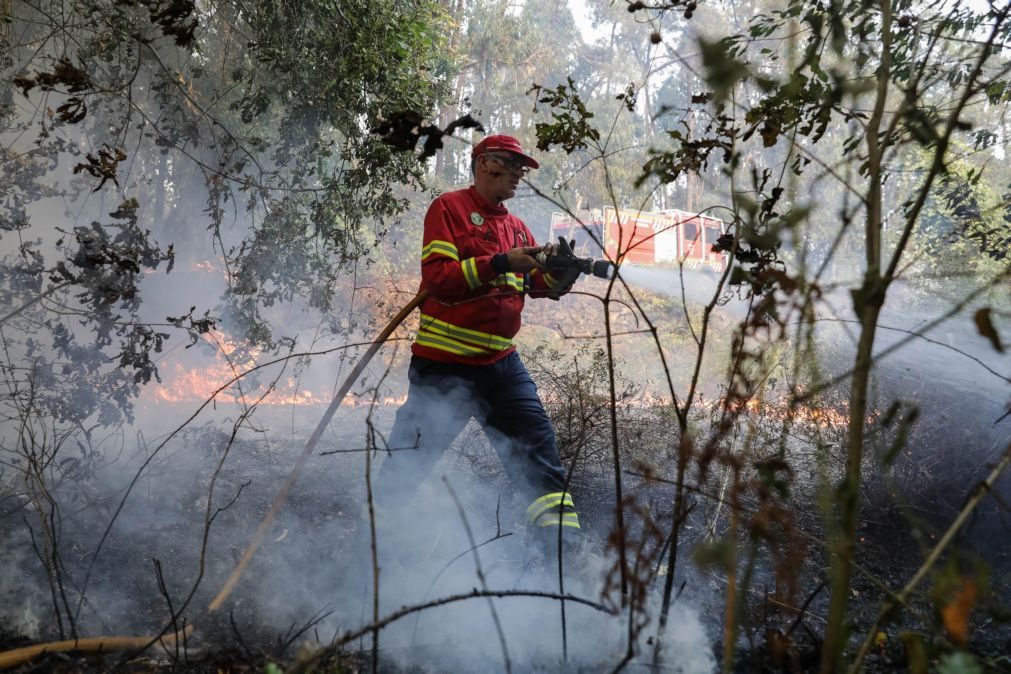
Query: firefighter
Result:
<box><xmin>372</xmin><ymin>134</ymin><xmax>581</xmax><ymax>562</ymax></box>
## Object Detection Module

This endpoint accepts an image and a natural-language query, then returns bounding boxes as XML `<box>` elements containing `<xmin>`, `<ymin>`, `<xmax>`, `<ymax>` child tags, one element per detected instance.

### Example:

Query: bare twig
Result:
<box><xmin>152</xmin><ymin>559</ymin><xmax>182</xmax><ymax>663</ymax></box>
<box><xmin>292</xmin><ymin>589</ymin><xmax>614</xmax><ymax>673</ymax></box>
<box><xmin>276</xmin><ymin>607</ymin><xmax>333</xmax><ymax>658</ymax></box>
<box><xmin>229</xmin><ymin>609</ymin><xmax>255</xmax><ymax>662</ymax></box>
<box><xmin>444</xmin><ymin>479</ymin><xmax>512</xmax><ymax>674</ymax></box>
<box><xmin>208</xmin><ymin>290</ymin><xmax>427</xmax><ymax>613</ymax></box>
<box><xmin>785</xmin><ymin>580</ymin><xmax>826</xmax><ymax>639</ymax></box>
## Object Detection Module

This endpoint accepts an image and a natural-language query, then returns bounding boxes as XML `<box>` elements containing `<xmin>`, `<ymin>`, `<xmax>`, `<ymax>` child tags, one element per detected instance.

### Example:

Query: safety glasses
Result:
<box><xmin>486</xmin><ymin>153</ymin><xmax>531</xmax><ymax>176</ymax></box>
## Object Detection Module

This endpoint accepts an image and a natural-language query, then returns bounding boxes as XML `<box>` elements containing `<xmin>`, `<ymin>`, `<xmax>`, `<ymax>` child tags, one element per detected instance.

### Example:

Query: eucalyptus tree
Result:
<box><xmin>431</xmin><ymin>1</ymin><xmax>583</xmax><ymax>182</ymax></box>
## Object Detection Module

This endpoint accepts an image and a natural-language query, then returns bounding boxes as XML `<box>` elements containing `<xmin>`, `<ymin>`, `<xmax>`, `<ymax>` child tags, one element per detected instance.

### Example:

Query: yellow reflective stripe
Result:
<box><xmin>422</xmin><ymin>240</ymin><xmax>459</xmax><ymax>261</ymax></box>
<box><xmin>535</xmin><ymin>512</ymin><xmax>581</xmax><ymax>529</ymax></box>
<box><xmin>544</xmin><ymin>272</ymin><xmax>560</xmax><ymax>287</ymax></box>
<box><xmin>526</xmin><ymin>492</ymin><xmax>575</xmax><ymax>522</ymax></box>
<box><xmin>491</xmin><ymin>273</ymin><xmax>524</xmax><ymax>291</ymax></box>
<box><xmin>527</xmin><ymin>491</ymin><xmax>574</xmax><ymax>512</ymax></box>
<box><xmin>527</xmin><ymin>494</ymin><xmax>574</xmax><ymax>522</ymax></box>
<box><xmin>462</xmin><ymin>257</ymin><xmax>481</xmax><ymax>289</ymax></box>
<box><xmin>419</xmin><ymin>314</ymin><xmax>513</xmax><ymax>351</ymax></box>
<box><xmin>415</xmin><ymin>330</ymin><xmax>488</xmax><ymax>357</ymax></box>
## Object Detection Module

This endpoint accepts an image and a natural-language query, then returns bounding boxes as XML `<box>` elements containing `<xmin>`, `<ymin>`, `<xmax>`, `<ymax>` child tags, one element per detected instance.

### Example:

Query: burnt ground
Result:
<box><xmin>2</xmin><ymin>364</ymin><xmax>1011</xmax><ymax>673</ymax></box>
<box><xmin>0</xmin><ymin>404</ymin><xmax>632</xmax><ymax>672</ymax></box>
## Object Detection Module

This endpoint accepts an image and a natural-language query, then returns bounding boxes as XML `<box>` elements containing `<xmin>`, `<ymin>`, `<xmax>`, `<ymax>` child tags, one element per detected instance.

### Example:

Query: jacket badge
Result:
<box><xmin>470</xmin><ymin>212</ymin><xmax>484</xmax><ymax>226</ymax></box>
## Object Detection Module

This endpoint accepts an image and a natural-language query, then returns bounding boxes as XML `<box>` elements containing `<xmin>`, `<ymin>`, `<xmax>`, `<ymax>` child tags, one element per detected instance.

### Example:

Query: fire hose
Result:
<box><xmin>0</xmin><ymin>241</ymin><xmax>612</xmax><ymax>669</ymax></box>
<box><xmin>0</xmin><ymin>628</ymin><xmax>194</xmax><ymax>670</ymax></box>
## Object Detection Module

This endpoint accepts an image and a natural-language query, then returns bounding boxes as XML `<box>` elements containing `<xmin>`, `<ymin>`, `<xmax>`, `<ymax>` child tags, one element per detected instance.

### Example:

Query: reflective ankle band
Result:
<box><xmin>527</xmin><ymin>491</ymin><xmax>580</xmax><ymax>528</ymax></box>
<box><xmin>535</xmin><ymin>512</ymin><xmax>581</xmax><ymax>528</ymax></box>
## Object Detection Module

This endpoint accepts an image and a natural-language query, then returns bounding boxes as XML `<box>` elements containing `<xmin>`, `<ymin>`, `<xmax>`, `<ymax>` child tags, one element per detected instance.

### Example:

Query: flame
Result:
<box><xmin>145</xmin><ymin>330</ymin><xmax>407</xmax><ymax>408</ymax></box>
<box><xmin>711</xmin><ymin>394</ymin><xmax>860</xmax><ymax>429</ymax></box>
<box><xmin>145</xmin><ymin>326</ymin><xmax>857</xmax><ymax>426</ymax></box>
<box><xmin>541</xmin><ymin>390</ymin><xmax>862</xmax><ymax>431</ymax></box>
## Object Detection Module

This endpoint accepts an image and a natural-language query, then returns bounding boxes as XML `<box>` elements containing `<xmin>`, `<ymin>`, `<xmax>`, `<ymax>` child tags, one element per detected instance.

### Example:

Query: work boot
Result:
<box><xmin>516</xmin><ymin>522</ymin><xmax>582</xmax><ymax>589</ymax></box>
<box><xmin>541</xmin><ymin>526</ymin><xmax>606</xmax><ymax>598</ymax></box>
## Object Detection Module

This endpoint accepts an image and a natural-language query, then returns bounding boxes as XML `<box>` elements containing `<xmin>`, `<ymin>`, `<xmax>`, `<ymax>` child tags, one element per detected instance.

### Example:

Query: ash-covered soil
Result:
<box><xmin>0</xmin><ymin>404</ymin><xmax>633</xmax><ymax>672</ymax></box>
<box><xmin>2</xmin><ymin>370</ymin><xmax>1010</xmax><ymax>673</ymax></box>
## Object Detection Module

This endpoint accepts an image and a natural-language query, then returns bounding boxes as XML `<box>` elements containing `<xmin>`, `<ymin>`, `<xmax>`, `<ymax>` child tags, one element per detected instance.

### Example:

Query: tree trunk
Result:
<box><xmin>820</xmin><ymin>3</ymin><xmax>892</xmax><ymax>670</ymax></box>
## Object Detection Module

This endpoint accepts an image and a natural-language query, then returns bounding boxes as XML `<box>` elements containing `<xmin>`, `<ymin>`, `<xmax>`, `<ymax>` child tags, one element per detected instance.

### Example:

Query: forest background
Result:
<box><xmin>1</xmin><ymin>0</ymin><xmax>1010</xmax><ymax>672</ymax></box>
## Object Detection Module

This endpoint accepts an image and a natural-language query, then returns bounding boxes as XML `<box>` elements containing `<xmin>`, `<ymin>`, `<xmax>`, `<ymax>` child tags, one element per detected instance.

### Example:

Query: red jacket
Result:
<box><xmin>412</xmin><ymin>187</ymin><xmax>562</xmax><ymax>365</ymax></box>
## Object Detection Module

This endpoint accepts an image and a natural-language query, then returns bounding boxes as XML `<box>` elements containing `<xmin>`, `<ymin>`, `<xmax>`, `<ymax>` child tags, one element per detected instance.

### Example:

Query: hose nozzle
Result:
<box><xmin>538</xmin><ymin>237</ymin><xmax>613</xmax><ymax>280</ymax></box>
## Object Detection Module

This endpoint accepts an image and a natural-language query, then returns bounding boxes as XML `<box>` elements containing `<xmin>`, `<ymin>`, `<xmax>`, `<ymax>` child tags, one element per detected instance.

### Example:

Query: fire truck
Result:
<box><xmin>549</xmin><ymin>207</ymin><xmax>727</xmax><ymax>271</ymax></box>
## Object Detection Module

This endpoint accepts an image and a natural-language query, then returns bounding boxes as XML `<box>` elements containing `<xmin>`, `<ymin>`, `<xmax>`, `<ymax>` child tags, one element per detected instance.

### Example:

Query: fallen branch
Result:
<box><xmin>0</xmin><ymin>625</ymin><xmax>193</xmax><ymax>670</ymax></box>
<box><xmin>293</xmin><ymin>589</ymin><xmax>615</xmax><ymax>672</ymax></box>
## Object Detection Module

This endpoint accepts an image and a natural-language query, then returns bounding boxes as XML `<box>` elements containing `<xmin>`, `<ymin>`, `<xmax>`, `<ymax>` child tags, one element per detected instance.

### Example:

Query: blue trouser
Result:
<box><xmin>375</xmin><ymin>352</ymin><xmax>574</xmax><ymax>526</ymax></box>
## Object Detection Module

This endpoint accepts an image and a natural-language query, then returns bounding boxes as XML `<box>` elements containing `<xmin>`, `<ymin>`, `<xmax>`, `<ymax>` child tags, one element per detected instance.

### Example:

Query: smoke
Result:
<box><xmin>344</xmin><ymin>541</ymin><xmax>715</xmax><ymax>672</ymax></box>
<box><xmin>258</xmin><ymin>475</ymin><xmax>714</xmax><ymax>672</ymax></box>
<box><xmin>0</xmin><ymin>535</ymin><xmax>46</xmax><ymax>639</ymax></box>
<box><xmin>616</xmin><ymin>265</ymin><xmax>1008</xmax><ymax>432</ymax></box>
<box><xmin>618</xmin><ymin>261</ymin><xmax>1011</xmax><ymax>539</ymax></box>
<box><xmin>216</xmin><ymin>378</ymin><xmax>718</xmax><ymax>672</ymax></box>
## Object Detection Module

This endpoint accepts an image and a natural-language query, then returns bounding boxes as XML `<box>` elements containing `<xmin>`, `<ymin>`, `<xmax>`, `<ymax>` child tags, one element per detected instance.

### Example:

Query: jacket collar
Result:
<box><xmin>467</xmin><ymin>186</ymin><xmax>508</xmax><ymax>217</ymax></box>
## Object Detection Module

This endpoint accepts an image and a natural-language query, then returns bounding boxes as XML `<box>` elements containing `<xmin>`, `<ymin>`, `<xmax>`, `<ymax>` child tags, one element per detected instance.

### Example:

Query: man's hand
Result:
<box><xmin>538</xmin><ymin>238</ymin><xmax>576</xmax><ymax>272</ymax></box>
<box><xmin>541</xmin><ymin>238</ymin><xmax>579</xmax><ymax>300</ymax></box>
<box><xmin>540</xmin><ymin>241</ymin><xmax>561</xmax><ymax>263</ymax></box>
<box><xmin>505</xmin><ymin>246</ymin><xmax>545</xmax><ymax>273</ymax></box>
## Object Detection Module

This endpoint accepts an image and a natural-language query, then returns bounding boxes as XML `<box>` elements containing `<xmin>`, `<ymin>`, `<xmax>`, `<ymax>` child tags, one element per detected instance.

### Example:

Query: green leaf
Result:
<box><xmin>730</xmin><ymin>266</ymin><xmax>749</xmax><ymax>286</ymax></box>
<box><xmin>699</xmin><ymin>37</ymin><xmax>750</xmax><ymax>105</ymax></box>
<box><xmin>937</xmin><ymin>652</ymin><xmax>982</xmax><ymax>674</ymax></box>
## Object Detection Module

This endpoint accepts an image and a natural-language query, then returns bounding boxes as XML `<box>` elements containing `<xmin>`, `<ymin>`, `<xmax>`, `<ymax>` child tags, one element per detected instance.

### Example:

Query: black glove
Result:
<box><xmin>546</xmin><ymin>238</ymin><xmax>580</xmax><ymax>300</ymax></box>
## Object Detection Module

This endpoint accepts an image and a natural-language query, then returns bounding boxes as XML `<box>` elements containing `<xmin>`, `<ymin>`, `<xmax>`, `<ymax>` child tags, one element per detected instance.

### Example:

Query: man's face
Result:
<box><xmin>476</xmin><ymin>152</ymin><xmax>530</xmax><ymax>204</ymax></box>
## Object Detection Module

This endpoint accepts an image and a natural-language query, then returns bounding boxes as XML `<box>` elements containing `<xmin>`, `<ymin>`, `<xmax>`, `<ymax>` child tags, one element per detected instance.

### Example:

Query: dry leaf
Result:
<box><xmin>941</xmin><ymin>576</ymin><xmax>978</xmax><ymax>646</ymax></box>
